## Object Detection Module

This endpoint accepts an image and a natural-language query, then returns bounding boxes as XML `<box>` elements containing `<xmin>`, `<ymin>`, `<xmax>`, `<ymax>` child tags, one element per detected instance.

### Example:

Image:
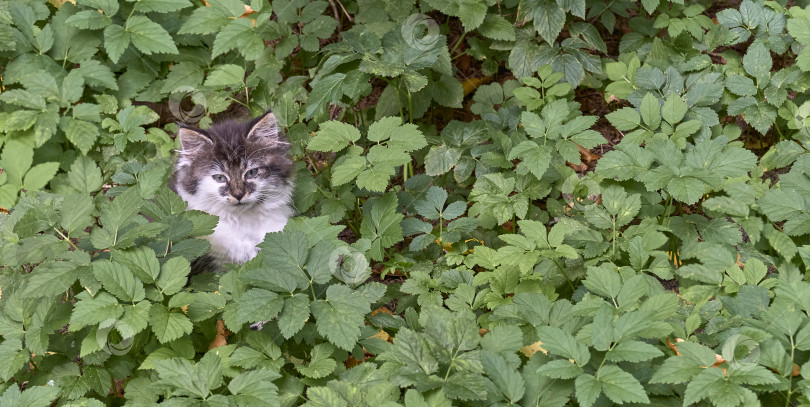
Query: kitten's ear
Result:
<box><xmin>247</xmin><ymin>111</ymin><xmax>281</xmax><ymax>144</ymax></box>
<box><xmin>177</xmin><ymin>126</ymin><xmax>212</xmax><ymax>153</ymax></box>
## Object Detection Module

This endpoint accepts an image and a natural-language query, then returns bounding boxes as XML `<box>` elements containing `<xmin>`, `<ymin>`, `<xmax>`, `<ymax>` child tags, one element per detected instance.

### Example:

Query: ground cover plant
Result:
<box><xmin>4</xmin><ymin>0</ymin><xmax>810</xmax><ymax>405</ymax></box>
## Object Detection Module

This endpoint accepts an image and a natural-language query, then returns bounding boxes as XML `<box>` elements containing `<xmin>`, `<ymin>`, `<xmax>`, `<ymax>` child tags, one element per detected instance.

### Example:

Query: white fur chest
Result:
<box><xmin>176</xmin><ymin>183</ymin><xmax>291</xmax><ymax>266</ymax></box>
<box><xmin>206</xmin><ymin>209</ymin><xmax>289</xmax><ymax>265</ymax></box>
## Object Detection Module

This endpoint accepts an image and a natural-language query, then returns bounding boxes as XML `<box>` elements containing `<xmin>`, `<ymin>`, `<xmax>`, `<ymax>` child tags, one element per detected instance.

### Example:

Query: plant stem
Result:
<box><xmin>552</xmin><ymin>258</ymin><xmax>575</xmax><ymax>292</ymax></box>
<box><xmin>407</xmin><ymin>90</ymin><xmax>414</xmax><ymax>124</ymax></box>
<box><xmin>53</xmin><ymin>227</ymin><xmax>79</xmax><ymax>251</ymax></box>
<box><xmin>611</xmin><ymin>216</ymin><xmax>617</xmax><ymax>260</ymax></box>
<box><xmin>449</xmin><ymin>32</ymin><xmax>467</xmax><ymax>56</ymax></box>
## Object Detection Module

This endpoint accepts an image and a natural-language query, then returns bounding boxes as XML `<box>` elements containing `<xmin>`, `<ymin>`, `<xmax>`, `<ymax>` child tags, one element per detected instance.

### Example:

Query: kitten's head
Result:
<box><xmin>173</xmin><ymin>111</ymin><xmax>293</xmax><ymax>214</ymax></box>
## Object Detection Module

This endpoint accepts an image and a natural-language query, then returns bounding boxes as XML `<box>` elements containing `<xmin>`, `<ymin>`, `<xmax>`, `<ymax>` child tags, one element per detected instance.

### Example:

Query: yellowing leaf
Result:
<box><xmin>520</xmin><ymin>341</ymin><xmax>549</xmax><ymax>358</ymax></box>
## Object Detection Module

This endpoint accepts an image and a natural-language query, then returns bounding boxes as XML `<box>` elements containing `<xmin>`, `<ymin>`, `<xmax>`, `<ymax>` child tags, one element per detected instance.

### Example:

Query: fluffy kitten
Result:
<box><xmin>170</xmin><ymin>111</ymin><xmax>294</xmax><ymax>268</ymax></box>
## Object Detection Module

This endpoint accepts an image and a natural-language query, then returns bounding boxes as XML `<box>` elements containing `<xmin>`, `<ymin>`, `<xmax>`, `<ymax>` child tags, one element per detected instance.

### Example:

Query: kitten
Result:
<box><xmin>170</xmin><ymin>111</ymin><xmax>294</xmax><ymax>269</ymax></box>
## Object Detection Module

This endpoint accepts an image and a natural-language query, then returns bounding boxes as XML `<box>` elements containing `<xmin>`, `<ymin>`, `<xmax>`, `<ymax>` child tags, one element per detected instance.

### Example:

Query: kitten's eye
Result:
<box><xmin>212</xmin><ymin>174</ymin><xmax>227</xmax><ymax>183</ymax></box>
<box><xmin>245</xmin><ymin>168</ymin><xmax>259</xmax><ymax>179</ymax></box>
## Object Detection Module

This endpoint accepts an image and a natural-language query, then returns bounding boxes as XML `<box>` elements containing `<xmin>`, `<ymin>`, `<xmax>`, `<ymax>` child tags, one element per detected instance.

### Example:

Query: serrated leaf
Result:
<box><xmin>150</xmin><ymin>304</ymin><xmax>193</xmax><ymax>344</ymax></box>
<box><xmin>157</xmin><ymin>256</ymin><xmax>191</xmax><ymax>295</ymax></box>
<box><xmin>296</xmin><ymin>343</ymin><xmax>337</xmax><ymax>379</ymax></box>
<box><xmin>69</xmin><ymin>292</ymin><xmax>123</xmax><ymax>331</ymax></box>
<box><xmin>93</xmin><ymin>260</ymin><xmax>145</xmax><ymax>302</ymax></box>
<box><xmin>103</xmin><ymin>24</ymin><xmax>130</xmax><ymax>63</ymax></box>
<box><xmin>606</xmin><ymin>107</ymin><xmax>641</xmax><ymax>131</ymax></box>
<box><xmin>23</xmin><ymin>162</ymin><xmax>59</xmax><ymax>191</ymax></box>
<box><xmin>278</xmin><ymin>293</ymin><xmax>310</xmax><ymax>339</ymax></box>
<box><xmin>205</xmin><ymin>64</ymin><xmax>245</xmax><ymax>87</ymax></box>
<box><xmin>478</xmin><ymin>14</ymin><xmax>516</xmax><ymax>41</ymax></box>
<box><xmin>212</xmin><ymin>18</ymin><xmax>263</xmax><ymax>59</ymax></box>
<box><xmin>311</xmin><ymin>285</ymin><xmax>370</xmax><ymax>350</ymax></box>
<box><xmin>306</xmin><ymin>73</ymin><xmax>346</xmax><ymax>119</ymax></box>
<box><xmin>536</xmin><ymin>326</ymin><xmax>590</xmax><ymax>365</ymax></box>
<box><xmin>597</xmin><ymin>365</ymin><xmax>650</xmax><ymax>404</ymax></box>
<box><xmin>309</xmin><ymin>121</ymin><xmax>361</xmax><ymax>152</ymax></box>
<box><xmin>238</xmin><ymin>289</ymin><xmax>283</xmax><ymax>324</ymax></box>
<box><xmin>640</xmin><ymin>93</ymin><xmax>661</xmax><ymax>129</ymax></box>
<box><xmin>126</xmin><ymin>15</ymin><xmax>178</xmax><ymax>55</ymax></box>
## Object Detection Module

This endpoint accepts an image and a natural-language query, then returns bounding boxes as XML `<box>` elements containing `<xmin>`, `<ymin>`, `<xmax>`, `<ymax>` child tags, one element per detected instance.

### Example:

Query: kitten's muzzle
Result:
<box><xmin>228</xmin><ymin>191</ymin><xmax>248</xmax><ymax>204</ymax></box>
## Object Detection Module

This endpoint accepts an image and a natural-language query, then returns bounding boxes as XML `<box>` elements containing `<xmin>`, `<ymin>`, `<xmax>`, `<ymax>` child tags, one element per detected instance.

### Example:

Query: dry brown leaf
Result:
<box><xmin>208</xmin><ymin>320</ymin><xmax>229</xmax><ymax>350</ymax></box>
<box><xmin>520</xmin><ymin>341</ymin><xmax>549</xmax><ymax>358</ymax></box>
<box><xmin>371</xmin><ymin>306</ymin><xmax>393</xmax><ymax>316</ymax></box>
<box><xmin>49</xmin><ymin>0</ymin><xmax>76</xmax><ymax>8</ymax></box>
<box><xmin>462</xmin><ymin>77</ymin><xmax>490</xmax><ymax>96</ymax></box>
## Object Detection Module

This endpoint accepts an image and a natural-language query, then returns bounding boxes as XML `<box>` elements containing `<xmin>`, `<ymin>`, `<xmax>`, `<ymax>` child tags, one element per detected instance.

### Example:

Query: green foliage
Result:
<box><xmin>3</xmin><ymin>0</ymin><xmax>810</xmax><ymax>404</ymax></box>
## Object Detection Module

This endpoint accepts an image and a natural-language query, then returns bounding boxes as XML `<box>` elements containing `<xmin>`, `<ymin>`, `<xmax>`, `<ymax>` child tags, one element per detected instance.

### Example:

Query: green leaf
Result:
<box><xmin>331</xmin><ymin>155</ymin><xmax>366</xmax><ymax>187</ymax></box>
<box><xmin>61</xmin><ymin>117</ymin><xmax>99</xmax><ymax>155</ymax></box>
<box><xmin>530</xmin><ymin>1</ymin><xmax>565</xmax><ymax>44</ymax></box>
<box><xmin>228</xmin><ymin>369</ymin><xmax>280</xmax><ymax>401</ymax></box>
<box><xmin>278</xmin><ymin>293</ymin><xmax>310</xmax><ymax>339</ymax></box>
<box><xmin>179</xmin><ymin>6</ymin><xmax>230</xmax><ymax>34</ymax></box>
<box><xmin>65</xmin><ymin>10</ymin><xmax>112</xmax><ymax>30</ymax></box>
<box><xmin>597</xmin><ymin>365</ymin><xmax>650</xmax><ymax>404</ymax></box>
<box><xmin>61</xmin><ymin>194</ymin><xmax>94</xmax><ymax>235</ymax></box>
<box><xmin>0</xmin><ymin>140</ymin><xmax>33</xmax><ymax>186</ymax></box>
<box><xmin>641</xmin><ymin>0</ymin><xmax>659</xmax><ymax>14</ymax></box>
<box><xmin>22</xmin><ymin>162</ymin><xmax>59</xmax><ymax>191</ymax></box>
<box><xmin>606</xmin><ymin>107</ymin><xmax>641</xmax><ymax>131</ymax></box>
<box><xmin>309</xmin><ymin>121</ymin><xmax>361</xmax><ymax>152</ymax></box>
<box><xmin>296</xmin><ymin>343</ymin><xmax>337</xmax><ymax>379</ymax></box>
<box><xmin>425</xmin><ymin>0</ymin><xmax>487</xmax><ymax>30</ymax></box>
<box><xmin>667</xmin><ymin>176</ymin><xmax>705</xmax><ymax>205</ymax></box>
<box><xmin>305</xmin><ymin>387</ymin><xmax>348</xmax><ymax>407</ymax></box>
<box><xmin>212</xmin><ymin>18</ymin><xmax>263</xmax><ymax>59</ymax></box>
<box><xmin>126</xmin><ymin>15</ymin><xmax>178</xmax><ymax>55</ymax></box>
<box><xmin>575</xmin><ymin>374</ymin><xmax>600</xmax><ymax>407</ymax></box>
<box><xmin>69</xmin><ymin>292</ymin><xmax>123</xmax><ymax>331</ymax></box>
<box><xmin>606</xmin><ymin>340</ymin><xmax>664</xmax><ymax>362</ymax></box>
<box><xmin>478</xmin><ymin>14</ymin><xmax>516</xmax><ymax>41</ymax></box>
<box><xmin>596</xmin><ymin>143</ymin><xmax>654</xmax><ymax>180</ymax></box>
<box><xmin>150</xmin><ymin>304</ymin><xmax>193</xmax><ymax>344</ymax></box>
<box><xmin>483</xmin><ymin>352</ymin><xmax>525</xmax><ymax>402</ymax></box>
<box><xmin>743</xmin><ymin>42</ymin><xmax>772</xmax><ymax>85</ymax></box>
<box><xmin>368</xmin><ymin>117</ymin><xmax>427</xmax><ymax>152</ymax></box>
<box><xmin>425</xmin><ymin>145</ymin><xmax>462</xmax><ymax>176</ymax></box>
<box><xmin>66</xmin><ymin>156</ymin><xmax>103</xmax><ymax>193</ymax></box>
<box><xmin>725</xmin><ymin>74</ymin><xmax>757</xmax><ymax>96</ymax></box>
<box><xmin>536</xmin><ymin>359</ymin><xmax>584</xmax><ymax>379</ymax></box>
<box><xmin>360</xmin><ymin>193</ymin><xmax>404</xmax><ymax>261</ymax></box>
<box><xmin>535</xmin><ymin>326</ymin><xmax>590</xmax><ymax>365</ymax></box>
<box><xmin>508</xmin><ymin>141</ymin><xmax>553</xmax><ymax>179</ymax></box>
<box><xmin>683</xmin><ymin>368</ymin><xmax>742</xmax><ymax>406</ymax></box>
<box><xmin>93</xmin><ymin>260</ymin><xmax>146</xmax><ymax>302</ymax></box>
<box><xmin>238</xmin><ymin>289</ymin><xmax>284</xmax><ymax>324</ymax></box>
<box><xmin>0</xmin><ymin>384</ymin><xmax>60</xmax><ymax>407</ymax></box>
<box><xmin>306</xmin><ymin>73</ymin><xmax>346</xmax><ymax>119</ymax></box>
<box><xmin>103</xmin><ymin>24</ymin><xmax>130</xmax><ymax>63</ymax></box>
<box><xmin>157</xmin><ymin>257</ymin><xmax>191</xmax><ymax>295</ymax></box>
<box><xmin>662</xmin><ymin>93</ymin><xmax>688</xmax><ymax>124</ymax></box>
<box><xmin>134</xmin><ymin>0</ymin><xmax>192</xmax><ymax>13</ymax></box>
<box><xmin>311</xmin><ymin>285</ymin><xmax>371</xmax><ymax>351</ymax></box>
<box><xmin>21</xmin><ymin>261</ymin><xmax>80</xmax><ymax>298</ymax></box>
<box><xmin>640</xmin><ymin>93</ymin><xmax>661</xmax><ymax>130</ymax></box>
<box><xmin>205</xmin><ymin>64</ymin><xmax>245</xmax><ymax>87</ymax></box>
<box><xmin>744</xmin><ymin>103</ymin><xmax>777</xmax><ymax>134</ymax></box>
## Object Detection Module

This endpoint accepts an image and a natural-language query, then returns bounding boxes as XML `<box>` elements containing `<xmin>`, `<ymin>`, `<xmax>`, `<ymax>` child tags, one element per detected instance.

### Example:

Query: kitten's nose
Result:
<box><xmin>231</xmin><ymin>190</ymin><xmax>245</xmax><ymax>201</ymax></box>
